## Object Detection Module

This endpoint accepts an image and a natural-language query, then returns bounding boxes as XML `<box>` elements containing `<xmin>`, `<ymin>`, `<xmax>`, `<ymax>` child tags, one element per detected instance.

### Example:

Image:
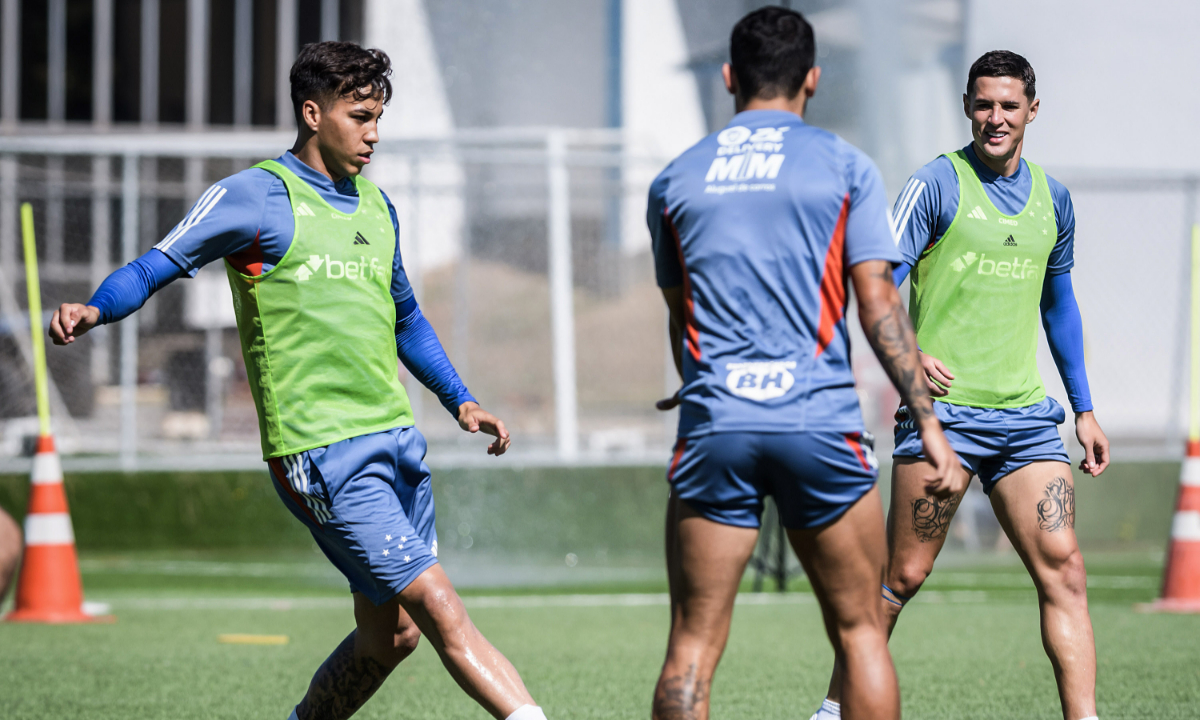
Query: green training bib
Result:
<box><xmin>908</xmin><ymin>150</ymin><xmax>1057</xmax><ymax>408</ymax></box>
<box><xmin>226</xmin><ymin>160</ymin><xmax>413</xmax><ymax>458</ymax></box>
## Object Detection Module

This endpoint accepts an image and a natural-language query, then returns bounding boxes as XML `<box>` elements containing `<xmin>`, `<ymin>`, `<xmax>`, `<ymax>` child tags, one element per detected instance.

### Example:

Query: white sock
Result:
<box><xmin>286</xmin><ymin>708</ymin><xmax>299</xmax><ymax>720</ymax></box>
<box><xmin>505</xmin><ymin>705</ymin><xmax>547</xmax><ymax>720</ymax></box>
<box><xmin>811</xmin><ymin>698</ymin><xmax>841</xmax><ymax>720</ymax></box>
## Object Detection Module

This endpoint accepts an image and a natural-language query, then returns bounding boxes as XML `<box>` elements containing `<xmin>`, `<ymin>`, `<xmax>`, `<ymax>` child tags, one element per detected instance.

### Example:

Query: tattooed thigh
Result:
<box><xmin>911</xmin><ymin>493</ymin><xmax>963</xmax><ymax>542</ymax></box>
<box><xmin>1036</xmin><ymin>476</ymin><xmax>1074</xmax><ymax>532</ymax></box>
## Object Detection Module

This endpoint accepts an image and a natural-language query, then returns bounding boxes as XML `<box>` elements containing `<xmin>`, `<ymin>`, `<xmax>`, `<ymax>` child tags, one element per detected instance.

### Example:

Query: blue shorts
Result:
<box><xmin>893</xmin><ymin>397</ymin><xmax>1071</xmax><ymax>494</ymax></box>
<box><xmin>667</xmin><ymin>431</ymin><xmax>879</xmax><ymax>530</ymax></box>
<box><xmin>267</xmin><ymin>426</ymin><xmax>439</xmax><ymax>606</ymax></box>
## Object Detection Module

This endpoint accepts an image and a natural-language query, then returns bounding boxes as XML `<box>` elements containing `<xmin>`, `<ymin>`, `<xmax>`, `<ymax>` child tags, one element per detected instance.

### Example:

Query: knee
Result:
<box><xmin>388</xmin><ymin>623</ymin><xmax>421</xmax><ymax>665</ymax></box>
<box><xmin>888</xmin><ymin>560</ymin><xmax>933</xmax><ymax>599</ymax></box>
<box><xmin>1035</xmin><ymin>548</ymin><xmax>1088</xmax><ymax>600</ymax></box>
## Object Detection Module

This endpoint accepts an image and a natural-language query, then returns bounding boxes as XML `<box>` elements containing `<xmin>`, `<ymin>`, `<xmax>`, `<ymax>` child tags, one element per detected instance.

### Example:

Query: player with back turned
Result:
<box><xmin>48</xmin><ymin>42</ymin><xmax>548</xmax><ymax>720</ymax></box>
<box><xmin>647</xmin><ymin>7</ymin><xmax>962</xmax><ymax>720</ymax></box>
<box><xmin>811</xmin><ymin>51</ymin><xmax>1110</xmax><ymax>720</ymax></box>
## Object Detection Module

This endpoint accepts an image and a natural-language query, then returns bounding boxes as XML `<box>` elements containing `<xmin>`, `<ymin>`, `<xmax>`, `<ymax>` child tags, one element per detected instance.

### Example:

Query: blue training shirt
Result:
<box><xmin>153</xmin><ymin>151</ymin><xmax>413</xmax><ymax>305</ymax></box>
<box><xmin>891</xmin><ymin>143</ymin><xmax>1074</xmax><ymax>274</ymax></box>
<box><xmin>649</xmin><ymin>109</ymin><xmax>902</xmax><ymax>438</ymax></box>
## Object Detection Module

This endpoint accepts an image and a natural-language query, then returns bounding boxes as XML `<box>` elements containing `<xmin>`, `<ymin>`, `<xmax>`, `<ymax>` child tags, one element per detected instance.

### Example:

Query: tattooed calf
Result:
<box><xmin>654</xmin><ymin>663</ymin><xmax>710</xmax><ymax>720</ymax></box>
<box><xmin>911</xmin><ymin>494</ymin><xmax>962</xmax><ymax>542</ymax></box>
<box><xmin>1037</xmin><ymin>476</ymin><xmax>1074</xmax><ymax>532</ymax></box>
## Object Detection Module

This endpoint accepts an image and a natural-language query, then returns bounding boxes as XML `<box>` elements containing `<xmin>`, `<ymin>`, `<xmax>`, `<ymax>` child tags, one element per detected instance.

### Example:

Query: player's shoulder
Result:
<box><xmin>1040</xmin><ymin>168</ymin><xmax>1072</xmax><ymax>205</ymax></box>
<box><xmin>208</xmin><ymin>165</ymin><xmax>282</xmax><ymax>201</ymax></box>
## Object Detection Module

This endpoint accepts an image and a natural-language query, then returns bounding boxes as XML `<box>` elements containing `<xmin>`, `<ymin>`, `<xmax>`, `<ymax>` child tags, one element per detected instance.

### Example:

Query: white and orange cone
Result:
<box><xmin>5</xmin><ymin>435</ymin><xmax>111</xmax><ymax>623</ymax></box>
<box><xmin>1140</xmin><ymin>442</ymin><xmax>1200</xmax><ymax>613</ymax></box>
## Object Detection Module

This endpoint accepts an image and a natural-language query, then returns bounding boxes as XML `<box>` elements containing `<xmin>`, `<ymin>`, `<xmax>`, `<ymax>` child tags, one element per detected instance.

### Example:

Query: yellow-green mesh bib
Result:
<box><xmin>226</xmin><ymin>160</ymin><xmax>413</xmax><ymax>458</ymax></box>
<box><xmin>908</xmin><ymin>150</ymin><xmax>1057</xmax><ymax>408</ymax></box>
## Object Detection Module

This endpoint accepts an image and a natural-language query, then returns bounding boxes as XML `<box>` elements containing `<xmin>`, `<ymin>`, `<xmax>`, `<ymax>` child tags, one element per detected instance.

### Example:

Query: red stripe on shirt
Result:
<box><xmin>844</xmin><ymin>433</ymin><xmax>871</xmax><ymax>471</ymax></box>
<box><xmin>268</xmin><ymin>458</ymin><xmax>318</xmax><ymax>524</ymax></box>
<box><xmin>668</xmin><ymin>438</ymin><xmax>688</xmax><ymax>480</ymax></box>
<box><xmin>816</xmin><ymin>194</ymin><xmax>852</xmax><ymax>357</ymax></box>
<box><xmin>664</xmin><ymin>207</ymin><xmax>702</xmax><ymax>362</ymax></box>
<box><xmin>226</xmin><ymin>229</ymin><xmax>265</xmax><ymax>277</ymax></box>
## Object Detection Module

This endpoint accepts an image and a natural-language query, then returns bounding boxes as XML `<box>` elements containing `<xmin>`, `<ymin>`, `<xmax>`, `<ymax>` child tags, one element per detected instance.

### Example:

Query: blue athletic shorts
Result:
<box><xmin>667</xmin><ymin>431</ymin><xmax>879</xmax><ymax>530</ymax></box>
<box><xmin>893</xmin><ymin>397</ymin><xmax>1071</xmax><ymax>494</ymax></box>
<box><xmin>267</xmin><ymin>426</ymin><xmax>440</xmax><ymax>606</ymax></box>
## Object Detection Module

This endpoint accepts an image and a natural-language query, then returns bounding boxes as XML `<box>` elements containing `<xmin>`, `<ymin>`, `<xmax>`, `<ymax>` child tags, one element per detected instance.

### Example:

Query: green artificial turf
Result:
<box><xmin>0</xmin><ymin>550</ymin><xmax>1197</xmax><ymax>719</ymax></box>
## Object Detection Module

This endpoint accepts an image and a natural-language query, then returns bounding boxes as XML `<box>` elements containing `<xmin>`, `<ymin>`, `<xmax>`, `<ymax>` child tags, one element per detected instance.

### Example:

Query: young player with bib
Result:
<box><xmin>811</xmin><ymin>51</ymin><xmax>1110</xmax><ymax>720</ymax></box>
<box><xmin>648</xmin><ymin>8</ymin><xmax>962</xmax><ymax>720</ymax></box>
<box><xmin>48</xmin><ymin>43</ymin><xmax>547</xmax><ymax>720</ymax></box>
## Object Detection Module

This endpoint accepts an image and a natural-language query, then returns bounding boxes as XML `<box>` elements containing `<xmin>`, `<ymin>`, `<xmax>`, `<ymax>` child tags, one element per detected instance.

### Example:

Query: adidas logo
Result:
<box><xmin>353</xmin><ymin>232</ymin><xmax>369</xmax><ymax>246</ymax></box>
<box><xmin>967</xmin><ymin>206</ymin><xmax>987</xmax><ymax>220</ymax></box>
<box><xmin>296</xmin><ymin>202</ymin><xmax>316</xmax><ymax>217</ymax></box>
<box><xmin>1004</xmin><ymin>235</ymin><xmax>1017</xmax><ymax>247</ymax></box>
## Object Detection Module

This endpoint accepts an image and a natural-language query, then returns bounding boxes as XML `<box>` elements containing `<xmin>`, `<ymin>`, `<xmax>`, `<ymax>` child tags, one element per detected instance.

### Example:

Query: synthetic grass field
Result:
<box><xmin>1</xmin><ymin>550</ymin><xmax>1197</xmax><ymax>719</ymax></box>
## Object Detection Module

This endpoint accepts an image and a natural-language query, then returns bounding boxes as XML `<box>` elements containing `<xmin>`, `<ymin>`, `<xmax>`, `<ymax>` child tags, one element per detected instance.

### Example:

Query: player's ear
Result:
<box><xmin>962</xmin><ymin>92</ymin><xmax>971</xmax><ymax>119</ymax></box>
<box><xmin>721</xmin><ymin>63</ymin><xmax>736</xmax><ymax>96</ymax></box>
<box><xmin>803</xmin><ymin>66</ymin><xmax>821</xmax><ymax>98</ymax></box>
<box><xmin>1026</xmin><ymin>96</ymin><xmax>1039</xmax><ymax>124</ymax></box>
<box><xmin>302</xmin><ymin>99</ymin><xmax>322</xmax><ymax>133</ymax></box>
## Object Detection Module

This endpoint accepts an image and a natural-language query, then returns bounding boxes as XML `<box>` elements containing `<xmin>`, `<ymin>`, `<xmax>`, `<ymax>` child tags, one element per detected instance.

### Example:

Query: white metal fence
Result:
<box><xmin>0</xmin><ymin>130</ymin><xmax>1195</xmax><ymax>472</ymax></box>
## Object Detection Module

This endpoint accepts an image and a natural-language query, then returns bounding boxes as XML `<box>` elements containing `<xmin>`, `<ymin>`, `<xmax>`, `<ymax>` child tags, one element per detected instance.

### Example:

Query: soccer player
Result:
<box><xmin>811</xmin><ymin>51</ymin><xmax>1109</xmax><ymax>720</ymax></box>
<box><xmin>647</xmin><ymin>8</ymin><xmax>961</xmax><ymax>720</ymax></box>
<box><xmin>48</xmin><ymin>42</ymin><xmax>546</xmax><ymax>720</ymax></box>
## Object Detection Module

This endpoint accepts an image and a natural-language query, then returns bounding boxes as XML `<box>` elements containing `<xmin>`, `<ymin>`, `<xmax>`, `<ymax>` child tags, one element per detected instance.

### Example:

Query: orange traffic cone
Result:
<box><xmin>5</xmin><ymin>435</ymin><xmax>112</xmax><ymax>623</ymax></box>
<box><xmin>1140</xmin><ymin>442</ymin><xmax>1200</xmax><ymax>613</ymax></box>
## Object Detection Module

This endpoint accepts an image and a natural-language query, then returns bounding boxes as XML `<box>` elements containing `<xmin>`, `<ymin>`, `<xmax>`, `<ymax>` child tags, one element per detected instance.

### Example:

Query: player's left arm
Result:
<box><xmin>1042</xmin><ymin>179</ymin><xmax>1108</xmax><ymax>476</ymax></box>
<box><xmin>381</xmin><ymin>191</ymin><xmax>509</xmax><ymax>455</ymax></box>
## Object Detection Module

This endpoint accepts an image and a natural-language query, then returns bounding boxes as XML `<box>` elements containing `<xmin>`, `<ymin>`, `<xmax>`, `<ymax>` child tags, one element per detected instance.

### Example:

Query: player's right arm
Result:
<box><xmin>846</xmin><ymin>149</ymin><xmax>963</xmax><ymax>497</ymax></box>
<box><xmin>891</xmin><ymin>159</ymin><xmax>958</xmax><ymax>396</ymax></box>
<box><xmin>49</xmin><ymin>171</ymin><xmax>272</xmax><ymax>346</ymax></box>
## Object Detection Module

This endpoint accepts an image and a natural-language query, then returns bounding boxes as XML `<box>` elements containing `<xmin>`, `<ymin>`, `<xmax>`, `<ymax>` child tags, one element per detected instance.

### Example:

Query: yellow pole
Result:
<box><xmin>20</xmin><ymin>203</ymin><xmax>52</xmax><ymax>438</ymax></box>
<box><xmin>1191</xmin><ymin>224</ymin><xmax>1200</xmax><ymax>450</ymax></box>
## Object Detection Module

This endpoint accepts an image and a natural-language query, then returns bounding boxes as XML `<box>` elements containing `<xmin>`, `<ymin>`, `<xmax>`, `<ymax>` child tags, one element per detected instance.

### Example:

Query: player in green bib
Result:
<box><xmin>49</xmin><ymin>43</ymin><xmax>548</xmax><ymax>720</ymax></box>
<box><xmin>811</xmin><ymin>52</ymin><xmax>1110</xmax><ymax>720</ymax></box>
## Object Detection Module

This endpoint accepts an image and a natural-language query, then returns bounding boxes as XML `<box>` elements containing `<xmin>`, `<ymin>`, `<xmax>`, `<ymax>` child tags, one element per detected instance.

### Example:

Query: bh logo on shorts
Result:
<box><xmin>725</xmin><ymin>361</ymin><xmax>796</xmax><ymax>401</ymax></box>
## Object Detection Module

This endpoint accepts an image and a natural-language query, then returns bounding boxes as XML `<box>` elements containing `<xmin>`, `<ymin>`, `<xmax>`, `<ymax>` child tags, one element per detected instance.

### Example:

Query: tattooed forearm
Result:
<box><xmin>912</xmin><ymin>493</ymin><xmax>963</xmax><ymax>542</ymax></box>
<box><xmin>862</xmin><ymin>300</ymin><xmax>934</xmax><ymax>422</ymax></box>
<box><xmin>1037</xmin><ymin>476</ymin><xmax>1075</xmax><ymax>532</ymax></box>
<box><xmin>653</xmin><ymin>663</ymin><xmax>710</xmax><ymax>720</ymax></box>
<box><xmin>298</xmin><ymin>632</ymin><xmax>392</xmax><ymax>720</ymax></box>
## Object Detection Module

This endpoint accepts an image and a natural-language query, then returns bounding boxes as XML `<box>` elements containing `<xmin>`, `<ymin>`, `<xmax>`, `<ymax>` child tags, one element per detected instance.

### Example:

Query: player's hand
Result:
<box><xmin>656</xmin><ymin>390</ymin><xmax>681</xmax><ymax>411</ymax></box>
<box><xmin>1075</xmin><ymin>411</ymin><xmax>1109</xmax><ymax>476</ymax></box>
<box><xmin>457</xmin><ymin>401</ymin><xmax>511</xmax><ymax>456</ymax></box>
<box><xmin>920</xmin><ymin>423</ymin><xmax>965</xmax><ymax>499</ymax></box>
<box><xmin>919</xmin><ymin>351</ymin><xmax>953</xmax><ymax>397</ymax></box>
<box><xmin>49</xmin><ymin>303</ymin><xmax>100</xmax><ymax>346</ymax></box>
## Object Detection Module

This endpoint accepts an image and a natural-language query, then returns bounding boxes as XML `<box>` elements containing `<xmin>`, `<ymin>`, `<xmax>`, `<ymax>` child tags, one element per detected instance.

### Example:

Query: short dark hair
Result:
<box><xmin>290</xmin><ymin>41</ymin><xmax>393</xmax><ymax>123</ymax></box>
<box><xmin>967</xmin><ymin>50</ymin><xmax>1036</xmax><ymax>101</ymax></box>
<box><xmin>729</xmin><ymin>6</ymin><xmax>815</xmax><ymax>103</ymax></box>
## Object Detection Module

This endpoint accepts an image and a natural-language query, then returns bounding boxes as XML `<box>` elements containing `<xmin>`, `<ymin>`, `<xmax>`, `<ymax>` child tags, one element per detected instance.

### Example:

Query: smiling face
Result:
<box><xmin>963</xmin><ymin>75</ymin><xmax>1039</xmax><ymax>170</ymax></box>
<box><xmin>300</xmin><ymin>89</ymin><xmax>383</xmax><ymax>180</ymax></box>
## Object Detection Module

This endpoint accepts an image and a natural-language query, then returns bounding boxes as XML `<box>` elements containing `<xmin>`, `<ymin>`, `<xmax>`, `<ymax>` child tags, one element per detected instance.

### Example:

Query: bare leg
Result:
<box><xmin>296</xmin><ymin>593</ymin><xmax>423</xmax><ymax>720</ymax></box>
<box><xmin>789</xmin><ymin>487</ymin><xmax>898</xmax><ymax>720</ymax></box>
<box><xmin>0</xmin><ymin>508</ymin><xmax>21</xmax><ymax>604</ymax></box>
<box><xmin>653</xmin><ymin>500</ymin><xmax>759</xmax><ymax>720</ymax></box>
<box><xmin>825</xmin><ymin>458</ymin><xmax>972</xmax><ymax>705</ymax></box>
<box><xmin>990</xmin><ymin>462</ymin><xmax>1096</xmax><ymax>720</ymax></box>
<box><xmin>397</xmin><ymin>564</ymin><xmax>536</xmax><ymax>718</ymax></box>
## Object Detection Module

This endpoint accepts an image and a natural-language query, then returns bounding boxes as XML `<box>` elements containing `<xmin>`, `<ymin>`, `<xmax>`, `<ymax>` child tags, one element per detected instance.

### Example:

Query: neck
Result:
<box><xmin>971</xmin><ymin>138</ymin><xmax>1023</xmax><ymax>177</ymax></box>
<box><xmin>738</xmin><ymin>94</ymin><xmax>807</xmax><ymax>119</ymax></box>
<box><xmin>290</xmin><ymin>132</ymin><xmax>342</xmax><ymax>182</ymax></box>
